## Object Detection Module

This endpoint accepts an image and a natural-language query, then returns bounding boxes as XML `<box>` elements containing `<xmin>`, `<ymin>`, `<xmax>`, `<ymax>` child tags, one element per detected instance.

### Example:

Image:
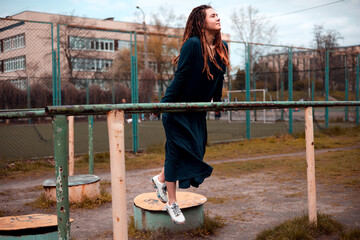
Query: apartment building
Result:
<box><xmin>0</xmin><ymin>11</ymin><xmax>230</xmax><ymax>92</ymax></box>
<box><xmin>257</xmin><ymin>45</ymin><xmax>360</xmax><ymax>88</ymax></box>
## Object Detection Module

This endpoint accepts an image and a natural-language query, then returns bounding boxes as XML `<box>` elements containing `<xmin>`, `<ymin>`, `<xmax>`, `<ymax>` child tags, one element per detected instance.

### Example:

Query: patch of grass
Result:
<box><xmin>340</xmin><ymin>227</ymin><xmax>360</xmax><ymax>240</ymax></box>
<box><xmin>25</xmin><ymin>192</ymin><xmax>56</xmax><ymax>210</ymax></box>
<box><xmin>70</xmin><ymin>190</ymin><xmax>112</xmax><ymax>209</ymax></box>
<box><xmin>128</xmin><ymin>212</ymin><xmax>225</xmax><ymax>239</ymax></box>
<box><xmin>0</xmin><ymin>159</ymin><xmax>54</xmax><ymax>178</ymax></box>
<box><xmin>27</xmin><ymin>182</ymin><xmax>112</xmax><ymax>210</ymax></box>
<box><xmin>212</xmin><ymin>147</ymin><xmax>360</xmax><ymax>189</ymax></box>
<box><xmin>256</xmin><ymin>213</ymin><xmax>344</xmax><ymax>240</ymax></box>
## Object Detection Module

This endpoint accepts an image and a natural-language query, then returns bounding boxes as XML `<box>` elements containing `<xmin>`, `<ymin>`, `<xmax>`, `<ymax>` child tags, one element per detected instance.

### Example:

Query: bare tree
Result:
<box><xmin>231</xmin><ymin>5</ymin><xmax>278</xmax><ymax>84</ymax></box>
<box><xmin>50</xmin><ymin>12</ymin><xmax>98</xmax><ymax>85</ymax></box>
<box><xmin>312</xmin><ymin>24</ymin><xmax>343</xmax><ymax>92</ymax></box>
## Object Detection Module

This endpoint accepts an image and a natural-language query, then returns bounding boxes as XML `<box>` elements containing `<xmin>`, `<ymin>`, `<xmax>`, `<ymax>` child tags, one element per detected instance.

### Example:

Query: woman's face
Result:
<box><xmin>204</xmin><ymin>8</ymin><xmax>221</xmax><ymax>33</ymax></box>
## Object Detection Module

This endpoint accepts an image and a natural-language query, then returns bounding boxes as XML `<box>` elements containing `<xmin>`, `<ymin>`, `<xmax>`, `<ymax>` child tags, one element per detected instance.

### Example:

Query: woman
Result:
<box><xmin>151</xmin><ymin>5</ymin><xmax>230</xmax><ymax>224</ymax></box>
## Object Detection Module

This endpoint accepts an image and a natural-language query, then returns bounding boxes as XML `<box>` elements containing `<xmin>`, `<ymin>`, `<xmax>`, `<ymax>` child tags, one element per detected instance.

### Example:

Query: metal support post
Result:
<box><xmin>131</xmin><ymin>32</ymin><xmax>139</xmax><ymax>152</ymax></box>
<box><xmin>86</xmin><ymin>83</ymin><xmax>94</xmax><ymax>173</ymax></box>
<box><xmin>107</xmin><ymin>110</ymin><xmax>128</xmax><ymax>240</ymax></box>
<box><xmin>27</xmin><ymin>81</ymin><xmax>31</xmax><ymax>124</ymax></box>
<box><xmin>53</xmin><ymin>115</ymin><xmax>70</xmax><ymax>239</ymax></box>
<box><xmin>281</xmin><ymin>77</ymin><xmax>284</xmax><ymax>121</ymax></box>
<box><xmin>245</xmin><ymin>43</ymin><xmax>251</xmax><ymax>139</ymax></box>
<box><xmin>325</xmin><ymin>50</ymin><xmax>329</xmax><ymax>128</ymax></box>
<box><xmin>345</xmin><ymin>56</ymin><xmax>348</xmax><ymax>122</ymax></box>
<box><xmin>88</xmin><ymin>115</ymin><xmax>94</xmax><ymax>174</ymax></box>
<box><xmin>305</xmin><ymin>107</ymin><xmax>317</xmax><ymax>226</ymax></box>
<box><xmin>288</xmin><ymin>47</ymin><xmax>293</xmax><ymax>134</ymax></box>
<box><xmin>356</xmin><ymin>54</ymin><xmax>359</xmax><ymax>125</ymax></box>
<box><xmin>56</xmin><ymin>24</ymin><xmax>61</xmax><ymax>106</ymax></box>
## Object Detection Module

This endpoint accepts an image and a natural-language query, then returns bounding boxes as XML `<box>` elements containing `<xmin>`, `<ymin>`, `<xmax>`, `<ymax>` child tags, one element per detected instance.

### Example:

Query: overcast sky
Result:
<box><xmin>1</xmin><ymin>0</ymin><xmax>359</xmax><ymax>48</ymax></box>
<box><xmin>1</xmin><ymin>0</ymin><xmax>359</xmax><ymax>68</ymax></box>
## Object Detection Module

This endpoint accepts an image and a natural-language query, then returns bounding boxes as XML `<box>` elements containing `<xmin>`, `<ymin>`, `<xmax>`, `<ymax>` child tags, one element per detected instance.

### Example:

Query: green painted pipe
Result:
<box><xmin>288</xmin><ymin>47</ymin><xmax>293</xmax><ymax>134</ymax></box>
<box><xmin>356</xmin><ymin>54</ymin><xmax>359</xmax><ymax>125</ymax></box>
<box><xmin>345</xmin><ymin>56</ymin><xmax>348</xmax><ymax>122</ymax></box>
<box><xmin>45</xmin><ymin>101</ymin><xmax>360</xmax><ymax>116</ymax></box>
<box><xmin>53</xmin><ymin>115</ymin><xmax>70</xmax><ymax>240</ymax></box>
<box><xmin>325</xmin><ymin>50</ymin><xmax>329</xmax><ymax>128</ymax></box>
<box><xmin>88</xmin><ymin>115</ymin><xmax>94</xmax><ymax>174</ymax></box>
<box><xmin>1</xmin><ymin>102</ymin><xmax>360</xmax><ymax>120</ymax></box>
<box><xmin>245</xmin><ymin>43</ymin><xmax>251</xmax><ymax>139</ymax></box>
<box><xmin>57</xmin><ymin>24</ymin><xmax>61</xmax><ymax>106</ymax></box>
<box><xmin>281</xmin><ymin>77</ymin><xmax>284</xmax><ymax>121</ymax></box>
<box><xmin>0</xmin><ymin>109</ymin><xmax>47</xmax><ymax>119</ymax></box>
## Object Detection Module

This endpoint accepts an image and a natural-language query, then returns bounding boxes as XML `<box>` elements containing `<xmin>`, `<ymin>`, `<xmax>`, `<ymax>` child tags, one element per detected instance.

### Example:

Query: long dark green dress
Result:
<box><xmin>161</xmin><ymin>36</ymin><xmax>227</xmax><ymax>189</ymax></box>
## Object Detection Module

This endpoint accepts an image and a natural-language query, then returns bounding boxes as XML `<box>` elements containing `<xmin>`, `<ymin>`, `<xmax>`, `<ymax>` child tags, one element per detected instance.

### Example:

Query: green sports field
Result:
<box><xmin>0</xmin><ymin>113</ymin><xmax>356</xmax><ymax>161</ymax></box>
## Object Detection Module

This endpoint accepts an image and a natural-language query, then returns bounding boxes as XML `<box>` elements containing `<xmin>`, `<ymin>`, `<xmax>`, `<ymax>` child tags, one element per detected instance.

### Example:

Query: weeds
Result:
<box><xmin>26</xmin><ymin>182</ymin><xmax>112</xmax><ymax>210</ymax></box>
<box><xmin>256</xmin><ymin>213</ymin><xmax>360</xmax><ymax>240</ymax></box>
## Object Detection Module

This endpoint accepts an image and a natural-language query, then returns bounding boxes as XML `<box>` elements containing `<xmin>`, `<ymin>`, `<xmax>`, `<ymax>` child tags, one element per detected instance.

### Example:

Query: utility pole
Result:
<box><xmin>136</xmin><ymin>6</ymin><xmax>149</xmax><ymax>69</ymax></box>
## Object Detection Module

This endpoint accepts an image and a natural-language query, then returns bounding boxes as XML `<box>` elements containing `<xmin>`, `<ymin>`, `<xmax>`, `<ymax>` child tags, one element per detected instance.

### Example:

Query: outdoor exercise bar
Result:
<box><xmin>1</xmin><ymin>101</ymin><xmax>360</xmax><ymax>240</ymax></box>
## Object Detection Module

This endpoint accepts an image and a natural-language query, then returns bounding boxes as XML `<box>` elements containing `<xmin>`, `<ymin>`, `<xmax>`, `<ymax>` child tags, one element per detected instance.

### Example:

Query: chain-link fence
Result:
<box><xmin>0</xmin><ymin>16</ymin><xmax>359</xmax><ymax>161</ymax></box>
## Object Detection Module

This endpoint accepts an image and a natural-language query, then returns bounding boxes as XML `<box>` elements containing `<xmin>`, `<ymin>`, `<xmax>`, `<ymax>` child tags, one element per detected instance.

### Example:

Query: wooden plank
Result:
<box><xmin>0</xmin><ymin>214</ymin><xmax>74</xmax><ymax>231</ymax></box>
<box><xmin>134</xmin><ymin>192</ymin><xmax>207</xmax><ymax>211</ymax></box>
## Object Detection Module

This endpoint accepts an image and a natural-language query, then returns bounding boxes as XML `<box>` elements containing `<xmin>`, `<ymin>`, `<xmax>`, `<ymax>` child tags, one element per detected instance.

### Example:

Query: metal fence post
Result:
<box><xmin>53</xmin><ymin>115</ymin><xmax>70</xmax><ymax>239</ymax></box>
<box><xmin>56</xmin><ymin>24</ymin><xmax>61</xmax><ymax>106</ymax></box>
<box><xmin>281</xmin><ymin>77</ymin><xmax>284</xmax><ymax>121</ymax></box>
<box><xmin>305</xmin><ymin>107</ymin><xmax>317</xmax><ymax>226</ymax></box>
<box><xmin>312</xmin><ymin>73</ymin><xmax>315</xmax><ymax>118</ymax></box>
<box><xmin>245</xmin><ymin>43</ymin><xmax>251</xmax><ymax>139</ymax></box>
<box><xmin>86</xmin><ymin>83</ymin><xmax>94</xmax><ymax>173</ymax></box>
<box><xmin>131</xmin><ymin>32</ymin><xmax>139</xmax><ymax>152</ymax></box>
<box><xmin>27</xmin><ymin>81</ymin><xmax>31</xmax><ymax>124</ymax></box>
<box><xmin>356</xmin><ymin>54</ymin><xmax>359</xmax><ymax>126</ymax></box>
<box><xmin>325</xmin><ymin>50</ymin><xmax>329</xmax><ymax>128</ymax></box>
<box><xmin>107</xmin><ymin>110</ymin><xmax>128</xmax><ymax>240</ymax></box>
<box><xmin>345</xmin><ymin>56</ymin><xmax>348</xmax><ymax>122</ymax></box>
<box><xmin>88</xmin><ymin>115</ymin><xmax>94</xmax><ymax>174</ymax></box>
<box><xmin>288</xmin><ymin>47</ymin><xmax>293</xmax><ymax>134</ymax></box>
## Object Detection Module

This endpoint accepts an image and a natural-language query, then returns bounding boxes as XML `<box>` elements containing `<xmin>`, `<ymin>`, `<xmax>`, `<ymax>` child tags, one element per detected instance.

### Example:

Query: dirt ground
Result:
<box><xmin>1</xmin><ymin>152</ymin><xmax>359</xmax><ymax>240</ymax></box>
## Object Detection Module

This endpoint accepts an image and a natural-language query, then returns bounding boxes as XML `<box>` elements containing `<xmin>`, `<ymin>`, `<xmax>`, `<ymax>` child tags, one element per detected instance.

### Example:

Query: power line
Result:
<box><xmin>251</xmin><ymin>0</ymin><xmax>345</xmax><ymax>21</ymax></box>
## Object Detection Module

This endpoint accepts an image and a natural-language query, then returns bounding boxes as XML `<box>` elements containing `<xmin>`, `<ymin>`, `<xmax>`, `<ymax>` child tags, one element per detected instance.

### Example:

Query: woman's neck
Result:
<box><xmin>204</xmin><ymin>30</ymin><xmax>215</xmax><ymax>46</ymax></box>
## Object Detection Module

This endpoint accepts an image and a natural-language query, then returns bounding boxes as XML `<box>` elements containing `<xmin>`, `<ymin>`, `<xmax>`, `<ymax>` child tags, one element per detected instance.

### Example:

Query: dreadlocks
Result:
<box><xmin>172</xmin><ymin>5</ymin><xmax>231</xmax><ymax>80</ymax></box>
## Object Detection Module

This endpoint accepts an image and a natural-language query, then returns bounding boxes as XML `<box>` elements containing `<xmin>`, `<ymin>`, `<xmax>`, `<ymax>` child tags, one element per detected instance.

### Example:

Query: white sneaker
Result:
<box><xmin>166</xmin><ymin>202</ymin><xmax>185</xmax><ymax>224</ymax></box>
<box><xmin>151</xmin><ymin>175</ymin><xmax>168</xmax><ymax>203</ymax></box>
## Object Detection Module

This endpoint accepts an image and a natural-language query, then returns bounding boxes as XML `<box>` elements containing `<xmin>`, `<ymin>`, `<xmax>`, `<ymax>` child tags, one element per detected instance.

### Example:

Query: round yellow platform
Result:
<box><xmin>134</xmin><ymin>191</ymin><xmax>207</xmax><ymax>211</ymax></box>
<box><xmin>0</xmin><ymin>214</ymin><xmax>74</xmax><ymax>231</ymax></box>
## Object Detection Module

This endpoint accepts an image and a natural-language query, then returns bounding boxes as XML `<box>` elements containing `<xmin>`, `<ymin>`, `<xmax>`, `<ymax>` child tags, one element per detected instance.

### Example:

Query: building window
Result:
<box><xmin>69</xmin><ymin>36</ymin><xmax>114</xmax><ymax>52</ymax></box>
<box><xmin>2</xmin><ymin>34</ymin><xmax>25</xmax><ymax>52</ymax></box>
<box><xmin>4</xmin><ymin>56</ymin><xmax>26</xmax><ymax>72</ymax></box>
<box><xmin>117</xmin><ymin>40</ymin><xmax>130</xmax><ymax>49</ymax></box>
<box><xmin>149</xmin><ymin>61</ymin><xmax>158</xmax><ymax>73</ymax></box>
<box><xmin>10</xmin><ymin>79</ymin><xmax>27</xmax><ymax>90</ymax></box>
<box><xmin>73</xmin><ymin>78</ymin><xmax>109</xmax><ymax>90</ymax></box>
<box><xmin>71</xmin><ymin>58</ymin><xmax>113</xmax><ymax>72</ymax></box>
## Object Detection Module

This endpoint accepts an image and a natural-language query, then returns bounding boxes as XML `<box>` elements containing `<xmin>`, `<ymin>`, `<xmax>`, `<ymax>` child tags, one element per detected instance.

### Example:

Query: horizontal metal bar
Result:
<box><xmin>46</xmin><ymin>101</ymin><xmax>360</xmax><ymax>116</ymax></box>
<box><xmin>0</xmin><ymin>109</ymin><xmax>48</xmax><ymax>119</ymax></box>
<box><xmin>1</xmin><ymin>101</ymin><xmax>359</xmax><ymax>119</ymax></box>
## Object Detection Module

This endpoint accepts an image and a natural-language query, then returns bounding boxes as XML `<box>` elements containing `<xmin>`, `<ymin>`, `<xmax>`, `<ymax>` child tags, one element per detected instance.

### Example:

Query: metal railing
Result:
<box><xmin>1</xmin><ymin>101</ymin><xmax>360</xmax><ymax>239</ymax></box>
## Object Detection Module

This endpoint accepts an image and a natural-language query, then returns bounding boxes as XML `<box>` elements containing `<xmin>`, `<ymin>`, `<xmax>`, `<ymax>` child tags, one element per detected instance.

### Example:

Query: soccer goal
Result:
<box><xmin>226</xmin><ymin>89</ymin><xmax>276</xmax><ymax>123</ymax></box>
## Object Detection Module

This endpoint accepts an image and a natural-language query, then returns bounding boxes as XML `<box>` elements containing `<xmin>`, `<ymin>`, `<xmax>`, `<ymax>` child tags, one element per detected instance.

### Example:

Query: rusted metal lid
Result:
<box><xmin>134</xmin><ymin>191</ymin><xmax>207</xmax><ymax>211</ymax></box>
<box><xmin>42</xmin><ymin>174</ymin><xmax>100</xmax><ymax>187</ymax></box>
<box><xmin>0</xmin><ymin>214</ymin><xmax>74</xmax><ymax>231</ymax></box>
